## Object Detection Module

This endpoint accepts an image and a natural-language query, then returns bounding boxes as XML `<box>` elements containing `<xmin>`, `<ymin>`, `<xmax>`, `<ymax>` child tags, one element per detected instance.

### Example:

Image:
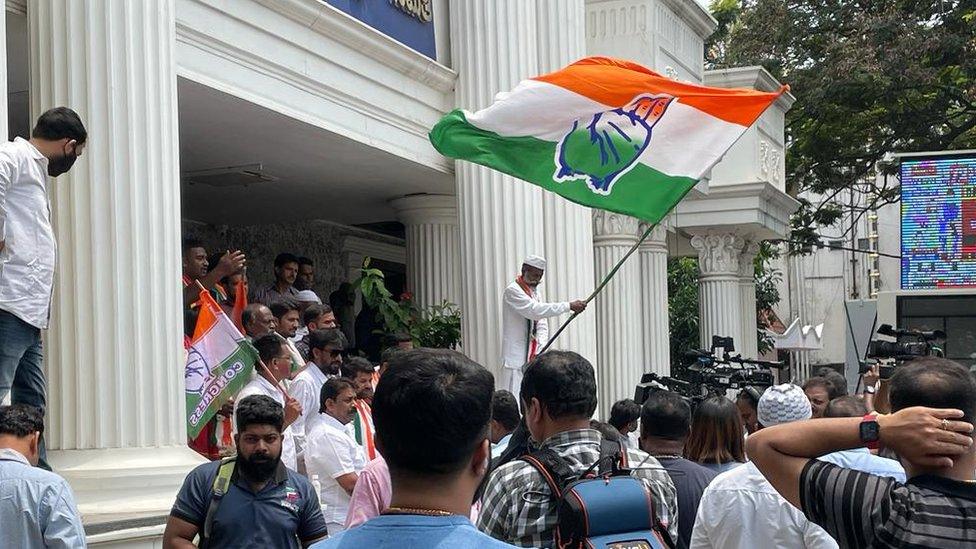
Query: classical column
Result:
<box><xmin>450</xmin><ymin>0</ymin><xmax>547</xmax><ymax>378</ymax></box>
<box><xmin>390</xmin><ymin>194</ymin><xmax>461</xmax><ymax>310</ymax></box>
<box><xmin>691</xmin><ymin>233</ymin><xmax>747</xmax><ymax>350</ymax></box>
<box><xmin>593</xmin><ymin>211</ymin><xmax>644</xmax><ymax>418</ymax></box>
<box><xmin>30</xmin><ymin>0</ymin><xmax>201</xmax><ymax>515</ymax></box>
<box><xmin>639</xmin><ymin>222</ymin><xmax>670</xmax><ymax>375</ymax></box>
<box><xmin>0</xmin><ymin>2</ymin><xmax>7</xmax><ymax>140</ymax></box>
<box><xmin>534</xmin><ymin>0</ymin><xmax>597</xmax><ymax>363</ymax></box>
<box><xmin>738</xmin><ymin>242</ymin><xmax>760</xmax><ymax>358</ymax></box>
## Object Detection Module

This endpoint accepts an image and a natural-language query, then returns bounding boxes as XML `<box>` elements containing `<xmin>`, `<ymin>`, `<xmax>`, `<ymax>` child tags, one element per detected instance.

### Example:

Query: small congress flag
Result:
<box><xmin>184</xmin><ymin>288</ymin><xmax>258</xmax><ymax>439</ymax></box>
<box><xmin>430</xmin><ymin>56</ymin><xmax>788</xmax><ymax>223</ymax></box>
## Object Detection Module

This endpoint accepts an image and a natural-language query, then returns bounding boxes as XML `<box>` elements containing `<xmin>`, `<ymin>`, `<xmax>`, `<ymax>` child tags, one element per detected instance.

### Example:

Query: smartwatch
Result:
<box><xmin>860</xmin><ymin>413</ymin><xmax>880</xmax><ymax>450</ymax></box>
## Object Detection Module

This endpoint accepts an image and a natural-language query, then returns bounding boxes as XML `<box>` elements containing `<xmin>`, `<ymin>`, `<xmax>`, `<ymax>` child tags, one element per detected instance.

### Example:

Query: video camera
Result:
<box><xmin>861</xmin><ymin>324</ymin><xmax>945</xmax><ymax>379</ymax></box>
<box><xmin>634</xmin><ymin>336</ymin><xmax>782</xmax><ymax>406</ymax></box>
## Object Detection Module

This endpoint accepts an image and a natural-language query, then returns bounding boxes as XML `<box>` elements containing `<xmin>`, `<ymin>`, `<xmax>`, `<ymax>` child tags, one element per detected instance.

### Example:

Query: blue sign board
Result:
<box><xmin>325</xmin><ymin>0</ymin><xmax>436</xmax><ymax>60</ymax></box>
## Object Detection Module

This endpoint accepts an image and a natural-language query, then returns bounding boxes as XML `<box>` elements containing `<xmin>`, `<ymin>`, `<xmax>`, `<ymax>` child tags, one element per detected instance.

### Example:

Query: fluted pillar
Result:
<box><xmin>391</xmin><ymin>194</ymin><xmax>461</xmax><ymax>310</ymax></box>
<box><xmin>593</xmin><ymin>212</ymin><xmax>644</xmax><ymax>418</ymax></box>
<box><xmin>738</xmin><ymin>243</ymin><xmax>760</xmax><ymax>358</ymax></box>
<box><xmin>450</xmin><ymin>0</ymin><xmax>547</xmax><ymax>379</ymax></box>
<box><xmin>30</xmin><ymin>0</ymin><xmax>202</xmax><ymax>515</ymax></box>
<box><xmin>639</xmin><ymin>222</ymin><xmax>670</xmax><ymax>375</ymax></box>
<box><xmin>692</xmin><ymin>234</ymin><xmax>747</xmax><ymax>351</ymax></box>
<box><xmin>0</xmin><ymin>6</ymin><xmax>7</xmax><ymax>140</ymax></box>
<box><xmin>534</xmin><ymin>0</ymin><xmax>597</xmax><ymax>364</ymax></box>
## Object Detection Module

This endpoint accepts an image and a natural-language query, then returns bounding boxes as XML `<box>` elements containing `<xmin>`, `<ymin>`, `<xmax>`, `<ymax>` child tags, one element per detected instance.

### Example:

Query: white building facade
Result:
<box><xmin>3</xmin><ymin>0</ymin><xmax>795</xmax><ymax>544</ymax></box>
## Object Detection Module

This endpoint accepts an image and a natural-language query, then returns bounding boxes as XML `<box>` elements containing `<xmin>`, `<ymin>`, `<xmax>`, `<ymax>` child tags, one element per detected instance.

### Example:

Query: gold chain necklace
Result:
<box><xmin>384</xmin><ymin>506</ymin><xmax>453</xmax><ymax>517</ymax></box>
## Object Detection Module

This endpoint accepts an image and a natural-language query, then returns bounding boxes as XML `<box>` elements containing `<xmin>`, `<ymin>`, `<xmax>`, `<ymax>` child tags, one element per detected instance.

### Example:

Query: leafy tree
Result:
<box><xmin>707</xmin><ymin>0</ymin><xmax>976</xmax><ymax>250</ymax></box>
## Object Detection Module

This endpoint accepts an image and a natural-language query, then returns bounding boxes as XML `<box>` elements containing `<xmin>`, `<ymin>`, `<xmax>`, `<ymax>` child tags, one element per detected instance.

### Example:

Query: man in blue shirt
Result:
<box><xmin>0</xmin><ymin>404</ymin><xmax>86</xmax><ymax>549</ymax></box>
<box><xmin>163</xmin><ymin>395</ymin><xmax>328</xmax><ymax>548</ymax></box>
<box><xmin>313</xmin><ymin>348</ymin><xmax>517</xmax><ymax>548</ymax></box>
<box><xmin>818</xmin><ymin>395</ymin><xmax>906</xmax><ymax>481</ymax></box>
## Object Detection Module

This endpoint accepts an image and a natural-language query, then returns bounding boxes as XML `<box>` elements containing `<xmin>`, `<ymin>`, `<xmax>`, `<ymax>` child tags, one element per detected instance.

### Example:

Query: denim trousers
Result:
<box><xmin>0</xmin><ymin>308</ymin><xmax>49</xmax><ymax>469</ymax></box>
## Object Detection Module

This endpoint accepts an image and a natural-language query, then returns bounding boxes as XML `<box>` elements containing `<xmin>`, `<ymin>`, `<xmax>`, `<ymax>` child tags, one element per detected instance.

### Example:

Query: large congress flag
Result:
<box><xmin>430</xmin><ymin>56</ymin><xmax>787</xmax><ymax>222</ymax></box>
<box><xmin>184</xmin><ymin>289</ymin><xmax>258</xmax><ymax>438</ymax></box>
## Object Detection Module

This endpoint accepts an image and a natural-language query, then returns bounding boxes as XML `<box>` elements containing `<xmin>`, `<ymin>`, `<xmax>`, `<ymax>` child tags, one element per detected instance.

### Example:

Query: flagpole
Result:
<box><xmin>538</xmin><ymin>221</ymin><xmax>658</xmax><ymax>354</ymax></box>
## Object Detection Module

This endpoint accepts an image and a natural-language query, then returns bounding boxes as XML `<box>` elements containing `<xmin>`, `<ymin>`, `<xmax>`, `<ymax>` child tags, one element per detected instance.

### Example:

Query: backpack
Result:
<box><xmin>199</xmin><ymin>457</ymin><xmax>237</xmax><ymax>549</ymax></box>
<box><xmin>520</xmin><ymin>439</ymin><xmax>675</xmax><ymax>549</ymax></box>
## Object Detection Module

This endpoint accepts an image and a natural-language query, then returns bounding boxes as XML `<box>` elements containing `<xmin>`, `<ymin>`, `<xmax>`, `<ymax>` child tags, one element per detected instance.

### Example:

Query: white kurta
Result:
<box><xmin>234</xmin><ymin>375</ymin><xmax>298</xmax><ymax>471</ymax></box>
<box><xmin>501</xmin><ymin>281</ymin><xmax>570</xmax><ymax>399</ymax></box>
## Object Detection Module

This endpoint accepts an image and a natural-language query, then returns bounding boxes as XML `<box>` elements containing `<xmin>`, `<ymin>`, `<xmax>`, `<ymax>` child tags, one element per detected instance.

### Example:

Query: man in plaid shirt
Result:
<box><xmin>477</xmin><ymin>351</ymin><xmax>678</xmax><ymax>547</ymax></box>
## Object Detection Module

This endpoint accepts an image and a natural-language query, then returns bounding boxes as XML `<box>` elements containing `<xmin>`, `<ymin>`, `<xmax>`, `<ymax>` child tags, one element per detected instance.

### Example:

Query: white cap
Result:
<box><xmin>523</xmin><ymin>255</ymin><xmax>547</xmax><ymax>270</ymax></box>
<box><xmin>757</xmin><ymin>383</ymin><xmax>812</xmax><ymax>427</ymax></box>
<box><xmin>295</xmin><ymin>290</ymin><xmax>321</xmax><ymax>304</ymax></box>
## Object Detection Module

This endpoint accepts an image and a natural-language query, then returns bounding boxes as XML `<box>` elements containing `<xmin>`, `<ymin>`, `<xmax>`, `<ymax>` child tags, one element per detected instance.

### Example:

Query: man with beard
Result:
<box><xmin>305</xmin><ymin>378</ymin><xmax>367</xmax><ymax>535</ymax></box>
<box><xmin>0</xmin><ymin>108</ymin><xmax>86</xmax><ymax>470</ymax></box>
<box><xmin>163</xmin><ymin>395</ymin><xmax>328</xmax><ymax>548</ymax></box>
<box><xmin>501</xmin><ymin>255</ymin><xmax>586</xmax><ymax>400</ymax></box>
<box><xmin>341</xmin><ymin>357</ymin><xmax>378</xmax><ymax>460</ymax></box>
<box><xmin>290</xmin><ymin>329</ymin><xmax>345</xmax><ymax>463</ymax></box>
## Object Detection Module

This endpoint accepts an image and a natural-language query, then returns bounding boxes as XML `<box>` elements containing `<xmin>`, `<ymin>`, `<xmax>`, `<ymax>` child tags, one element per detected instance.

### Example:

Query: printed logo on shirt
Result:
<box><xmin>285</xmin><ymin>486</ymin><xmax>299</xmax><ymax>502</ymax></box>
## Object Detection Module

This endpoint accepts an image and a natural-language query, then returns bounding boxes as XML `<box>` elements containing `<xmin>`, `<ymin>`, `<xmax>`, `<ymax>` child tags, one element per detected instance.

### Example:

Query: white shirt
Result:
<box><xmin>691</xmin><ymin>461</ymin><xmax>838</xmax><ymax>549</ymax></box>
<box><xmin>501</xmin><ymin>281</ymin><xmax>570</xmax><ymax>370</ymax></box>
<box><xmin>304</xmin><ymin>412</ymin><xmax>367</xmax><ymax>526</ymax></box>
<box><xmin>234</xmin><ymin>375</ymin><xmax>298</xmax><ymax>471</ymax></box>
<box><xmin>0</xmin><ymin>138</ymin><xmax>56</xmax><ymax>329</ymax></box>
<box><xmin>288</xmin><ymin>363</ymin><xmax>329</xmax><ymax>447</ymax></box>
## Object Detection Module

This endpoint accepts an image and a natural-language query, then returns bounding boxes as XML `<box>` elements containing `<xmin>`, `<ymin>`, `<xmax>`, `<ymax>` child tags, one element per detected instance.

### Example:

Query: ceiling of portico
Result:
<box><xmin>178</xmin><ymin>78</ymin><xmax>454</xmax><ymax>227</ymax></box>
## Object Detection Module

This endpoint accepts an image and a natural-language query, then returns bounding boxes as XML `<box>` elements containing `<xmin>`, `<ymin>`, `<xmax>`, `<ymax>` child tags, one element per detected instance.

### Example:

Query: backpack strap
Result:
<box><xmin>200</xmin><ymin>457</ymin><xmax>236</xmax><ymax>549</ymax></box>
<box><xmin>597</xmin><ymin>439</ymin><xmax>627</xmax><ymax>477</ymax></box>
<box><xmin>520</xmin><ymin>448</ymin><xmax>577</xmax><ymax>499</ymax></box>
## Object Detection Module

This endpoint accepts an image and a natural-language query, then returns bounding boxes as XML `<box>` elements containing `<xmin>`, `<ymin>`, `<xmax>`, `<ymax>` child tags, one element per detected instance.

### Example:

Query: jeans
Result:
<box><xmin>0</xmin><ymin>308</ymin><xmax>49</xmax><ymax>469</ymax></box>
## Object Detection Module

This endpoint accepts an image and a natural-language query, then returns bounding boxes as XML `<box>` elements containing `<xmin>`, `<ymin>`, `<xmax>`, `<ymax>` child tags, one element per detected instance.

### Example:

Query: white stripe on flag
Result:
<box><xmin>464</xmin><ymin>79</ymin><xmax>746</xmax><ymax>179</ymax></box>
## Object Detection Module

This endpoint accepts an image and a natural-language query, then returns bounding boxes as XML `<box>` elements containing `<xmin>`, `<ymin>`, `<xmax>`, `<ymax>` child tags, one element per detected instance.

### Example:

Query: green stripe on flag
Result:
<box><xmin>430</xmin><ymin>109</ymin><xmax>698</xmax><ymax>223</ymax></box>
<box><xmin>186</xmin><ymin>342</ymin><xmax>258</xmax><ymax>439</ymax></box>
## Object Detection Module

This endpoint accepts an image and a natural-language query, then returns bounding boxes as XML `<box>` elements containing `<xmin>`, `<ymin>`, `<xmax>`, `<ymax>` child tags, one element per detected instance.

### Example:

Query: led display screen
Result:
<box><xmin>901</xmin><ymin>154</ymin><xmax>976</xmax><ymax>289</ymax></box>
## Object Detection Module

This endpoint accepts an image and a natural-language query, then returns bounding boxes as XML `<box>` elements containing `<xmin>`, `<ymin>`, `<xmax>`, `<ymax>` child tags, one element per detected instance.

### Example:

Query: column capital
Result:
<box><xmin>593</xmin><ymin>210</ymin><xmax>641</xmax><ymax>244</ymax></box>
<box><xmin>737</xmin><ymin>241</ymin><xmax>762</xmax><ymax>279</ymax></box>
<box><xmin>638</xmin><ymin>221</ymin><xmax>669</xmax><ymax>252</ymax></box>
<box><xmin>691</xmin><ymin>233</ymin><xmax>747</xmax><ymax>276</ymax></box>
<box><xmin>390</xmin><ymin>194</ymin><xmax>458</xmax><ymax>226</ymax></box>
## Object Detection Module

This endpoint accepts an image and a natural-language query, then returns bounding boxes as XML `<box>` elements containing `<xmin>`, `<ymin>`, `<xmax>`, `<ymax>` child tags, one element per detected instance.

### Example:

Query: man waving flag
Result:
<box><xmin>430</xmin><ymin>56</ymin><xmax>787</xmax><ymax>223</ymax></box>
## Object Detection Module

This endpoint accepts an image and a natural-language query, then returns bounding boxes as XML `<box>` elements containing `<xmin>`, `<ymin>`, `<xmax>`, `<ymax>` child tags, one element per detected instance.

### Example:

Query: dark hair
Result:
<box><xmin>381</xmin><ymin>346</ymin><xmax>405</xmax><ymax>365</ymax></box>
<box><xmin>235</xmin><ymin>395</ymin><xmax>283</xmax><ymax>433</ymax></box>
<box><xmin>309</xmin><ymin>328</ymin><xmax>344</xmax><ymax>352</ymax></box>
<box><xmin>373</xmin><ymin>348</ymin><xmax>493</xmax><ymax>476</ymax></box>
<box><xmin>269</xmin><ymin>301</ymin><xmax>299</xmax><ymax>319</ymax></box>
<box><xmin>0</xmin><ymin>404</ymin><xmax>44</xmax><ymax>437</ymax></box>
<box><xmin>302</xmin><ymin>304</ymin><xmax>333</xmax><ymax>326</ymax></box>
<box><xmin>890</xmin><ymin>357</ymin><xmax>976</xmax><ymax>424</ymax></box>
<box><xmin>520</xmin><ymin>351</ymin><xmax>597</xmax><ymax>420</ymax></box>
<box><xmin>298</xmin><ymin>256</ymin><xmax>313</xmax><ymax>267</ymax></box>
<box><xmin>641</xmin><ymin>391</ymin><xmax>692</xmax><ymax>440</ymax></box>
<box><xmin>182</xmin><ymin>238</ymin><xmax>204</xmax><ymax>256</ymax></box>
<box><xmin>274</xmin><ymin>253</ymin><xmax>300</xmax><ymax>269</ymax></box>
<box><xmin>341</xmin><ymin>356</ymin><xmax>375</xmax><ymax>379</ymax></box>
<box><xmin>814</xmin><ymin>367</ymin><xmax>849</xmax><ymax>398</ymax></box>
<box><xmin>590</xmin><ymin>420</ymin><xmax>623</xmax><ymax>442</ymax></box>
<box><xmin>608</xmin><ymin>399</ymin><xmax>641</xmax><ymax>431</ymax></box>
<box><xmin>824</xmin><ymin>395</ymin><xmax>868</xmax><ymax>418</ymax></box>
<box><xmin>391</xmin><ymin>332</ymin><xmax>413</xmax><ymax>344</ymax></box>
<box><xmin>737</xmin><ymin>387</ymin><xmax>761</xmax><ymax>408</ymax></box>
<box><xmin>802</xmin><ymin>376</ymin><xmax>843</xmax><ymax>400</ymax></box>
<box><xmin>252</xmin><ymin>334</ymin><xmax>284</xmax><ymax>365</ymax></box>
<box><xmin>32</xmin><ymin>107</ymin><xmax>87</xmax><ymax>143</ymax></box>
<box><xmin>685</xmin><ymin>396</ymin><xmax>746</xmax><ymax>465</ymax></box>
<box><xmin>491</xmin><ymin>390</ymin><xmax>520</xmax><ymax>431</ymax></box>
<box><xmin>320</xmin><ymin>378</ymin><xmax>355</xmax><ymax>412</ymax></box>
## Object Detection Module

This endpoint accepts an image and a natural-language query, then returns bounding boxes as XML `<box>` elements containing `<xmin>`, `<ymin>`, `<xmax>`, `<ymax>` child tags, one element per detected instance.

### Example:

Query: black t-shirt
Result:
<box><xmin>800</xmin><ymin>460</ymin><xmax>976</xmax><ymax>548</ymax></box>
<box><xmin>657</xmin><ymin>457</ymin><xmax>718</xmax><ymax>549</ymax></box>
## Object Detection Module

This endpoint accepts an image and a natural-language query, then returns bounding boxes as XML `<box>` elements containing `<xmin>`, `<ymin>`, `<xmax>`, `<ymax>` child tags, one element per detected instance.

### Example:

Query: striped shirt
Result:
<box><xmin>477</xmin><ymin>429</ymin><xmax>678</xmax><ymax>547</ymax></box>
<box><xmin>800</xmin><ymin>460</ymin><xmax>976</xmax><ymax>548</ymax></box>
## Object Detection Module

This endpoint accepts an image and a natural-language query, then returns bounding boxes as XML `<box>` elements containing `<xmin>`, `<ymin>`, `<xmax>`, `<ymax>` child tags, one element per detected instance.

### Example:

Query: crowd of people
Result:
<box><xmin>2</xmin><ymin>111</ymin><xmax>976</xmax><ymax>548</ymax></box>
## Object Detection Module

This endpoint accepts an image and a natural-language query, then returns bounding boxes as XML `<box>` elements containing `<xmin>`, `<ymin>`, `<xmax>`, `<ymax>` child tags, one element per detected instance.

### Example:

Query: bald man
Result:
<box><xmin>501</xmin><ymin>255</ymin><xmax>586</xmax><ymax>399</ymax></box>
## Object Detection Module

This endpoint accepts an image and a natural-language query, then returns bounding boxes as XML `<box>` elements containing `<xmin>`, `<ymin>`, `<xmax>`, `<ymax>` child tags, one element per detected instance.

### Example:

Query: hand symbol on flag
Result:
<box><xmin>554</xmin><ymin>94</ymin><xmax>673</xmax><ymax>195</ymax></box>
